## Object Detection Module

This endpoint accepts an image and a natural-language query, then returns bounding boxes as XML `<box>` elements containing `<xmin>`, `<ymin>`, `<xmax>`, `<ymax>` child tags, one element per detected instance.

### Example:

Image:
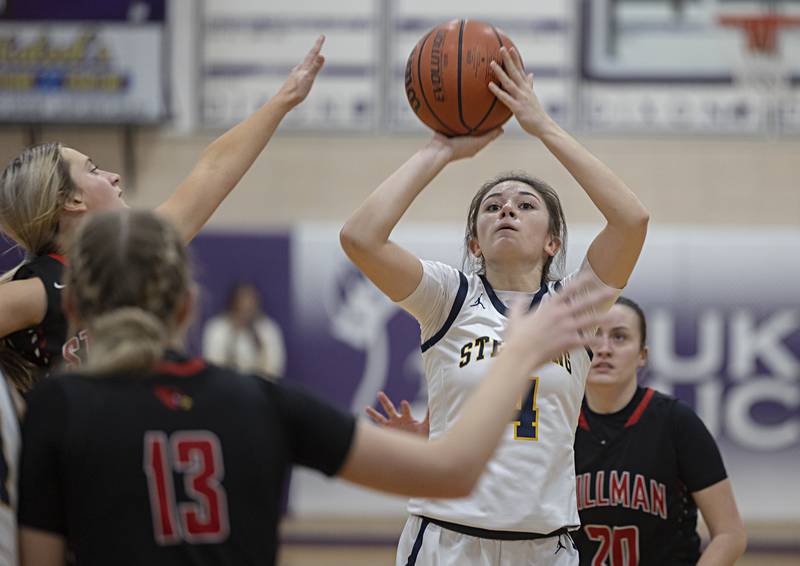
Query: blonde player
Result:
<box><xmin>0</xmin><ymin>37</ymin><xmax>325</xmax><ymax>391</ymax></box>
<box><xmin>340</xmin><ymin>46</ymin><xmax>649</xmax><ymax>565</ymax></box>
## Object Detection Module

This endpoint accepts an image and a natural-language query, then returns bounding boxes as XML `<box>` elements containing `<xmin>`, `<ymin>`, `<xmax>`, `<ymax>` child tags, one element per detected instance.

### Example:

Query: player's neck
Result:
<box><xmin>484</xmin><ymin>262</ymin><xmax>543</xmax><ymax>293</ymax></box>
<box><xmin>55</xmin><ymin>216</ymin><xmax>81</xmax><ymax>254</ymax></box>
<box><xmin>50</xmin><ymin>233</ymin><xmax>67</xmax><ymax>256</ymax></box>
<box><xmin>585</xmin><ymin>378</ymin><xmax>638</xmax><ymax>414</ymax></box>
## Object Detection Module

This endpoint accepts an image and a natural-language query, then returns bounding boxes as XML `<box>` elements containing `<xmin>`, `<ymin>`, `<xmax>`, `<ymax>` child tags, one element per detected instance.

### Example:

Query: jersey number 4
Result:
<box><xmin>143</xmin><ymin>430</ymin><xmax>230</xmax><ymax>545</ymax></box>
<box><xmin>514</xmin><ymin>377</ymin><xmax>540</xmax><ymax>441</ymax></box>
<box><xmin>585</xmin><ymin>524</ymin><xmax>640</xmax><ymax>566</ymax></box>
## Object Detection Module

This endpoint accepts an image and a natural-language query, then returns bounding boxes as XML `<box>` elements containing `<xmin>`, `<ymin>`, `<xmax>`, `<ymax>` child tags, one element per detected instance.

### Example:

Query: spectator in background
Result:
<box><xmin>202</xmin><ymin>283</ymin><xmax>286</xmax><ymax>378</ymax></box>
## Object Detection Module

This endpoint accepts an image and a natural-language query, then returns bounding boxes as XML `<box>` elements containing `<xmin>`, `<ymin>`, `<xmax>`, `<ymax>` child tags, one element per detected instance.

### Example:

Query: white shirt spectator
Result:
<box><xmin>202</xmin><ymin>315</ymin><xmax>286</xmax><ymax>378</ymax></box>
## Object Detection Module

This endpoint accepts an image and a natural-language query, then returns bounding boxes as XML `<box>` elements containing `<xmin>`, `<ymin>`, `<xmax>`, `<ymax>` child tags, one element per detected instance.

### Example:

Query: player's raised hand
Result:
<box><xmin>366</xmin><ymin>391</ymin><xmax>430</xmax><ymax>437</ymax></box>
<box><xmin>503</xmin><ymin>274</ymin><xmax>616</xmax><ymax>371</ymax></box>
<box><xmin>426</xmin><ymin>128</ymin><xmax>504</xmax><ymax>164</ymax></box>
<box><xmin>276</xmin><ymin>35</ymin><xmax>326</xmax><ymax>109</ymax></box>
<box><xmin>488</xmin><ymin>46</ymin><xmax>553</xmax><ymax>138</ymax></box>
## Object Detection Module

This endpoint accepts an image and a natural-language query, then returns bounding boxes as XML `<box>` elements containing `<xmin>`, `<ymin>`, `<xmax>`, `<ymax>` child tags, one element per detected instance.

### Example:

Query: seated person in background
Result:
<box><xmin>202</xmin><ymin>283</ymin><xmax>286</xmax><ymax>377</ymax></box>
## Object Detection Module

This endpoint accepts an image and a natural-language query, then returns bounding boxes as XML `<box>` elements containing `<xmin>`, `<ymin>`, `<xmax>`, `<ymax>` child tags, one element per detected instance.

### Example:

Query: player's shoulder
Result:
<box><xmin>645</xmin><ymin>387</ymin><xmax>692</xmax><ymax>413</ymax></box>
<box><xmin>668</xmin><ymin>396</ymin><xmax>707</xmax><ymax>430</ymax></box>
<box><xmin>32</xmin><ymin>371</ymin><xmax>107</xmax><ymax>398</ymax></box>
<box><xmin>421</xmin><ymin>259</ymin><xmax>468</xmax><ymax>285</ymax></box>
<box><xmin>646</xmin><ymin>387</ymin><xmax>678</xmax><ymax>406</ymax></box>
<box><xmin>640</xmin><ymin>387</ymin><xmax>705</xmax><ymax>429</ymax></box>
<box><xmin>607</xmin><ymin>387</ymin><xmax>675</xmax><ymax>430</ymax></box>
<box><xmin>24</xmin><ymin>373</ymin><xmax>72</xmax><ymax>413</ymax></box>
<box><xmin>196</xmin><ymin>362</ymin><xmax>287</xmax><ymax>403</ymax></box>
<box><xmin>414</xmin><ymin>259</ymin><xmax>475</xmax><ymax>315</ymax></box>
<box><xmin>13</xmin><ymin>254</ymin><xmax>65</xmax><ymax>281</ymax></box>
<box><xmin>176</xmin><ymin>360</ymin><xmax>265</xmax><ymax>388</ymax></box>
<box><xmin>636</xmin><ymin>387</ymin><xmax>678</xmax><ymax>415</ymax></box>
<box><xmin>544</xmin><ymin>268</ymin><xmax>584</xmax><ymax>297</ymax></box>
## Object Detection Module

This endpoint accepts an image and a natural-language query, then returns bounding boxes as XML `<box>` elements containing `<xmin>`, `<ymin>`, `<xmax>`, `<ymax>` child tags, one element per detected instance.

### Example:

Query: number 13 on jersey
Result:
<box><xmin>514</xmin><ymin>377</ymin><xmax>539</xmax><ymax>441</ymax></box>
<box><xmin>143</xmin><ymin>430</ymin><xmax>230</xmax><ymax>545</ymax></box>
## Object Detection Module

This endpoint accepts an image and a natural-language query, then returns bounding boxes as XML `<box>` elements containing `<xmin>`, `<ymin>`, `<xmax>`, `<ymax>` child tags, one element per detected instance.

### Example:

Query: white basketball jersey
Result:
<box><xmin>0</xmin><ymin>373</ymin><xmax>20</xmax><ymax>564</ymax></box>
<box><xmin>399</xmin><ymin>259</ymin><xmax>618</xmax><ymax>534</ymax></box>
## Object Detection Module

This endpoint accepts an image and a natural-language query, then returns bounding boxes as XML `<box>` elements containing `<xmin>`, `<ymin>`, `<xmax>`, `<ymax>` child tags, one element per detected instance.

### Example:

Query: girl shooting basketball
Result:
<box><xmin>341</xmin><ymin>45</ymin><xmax>649</xmax><ymax>565</ymax></box>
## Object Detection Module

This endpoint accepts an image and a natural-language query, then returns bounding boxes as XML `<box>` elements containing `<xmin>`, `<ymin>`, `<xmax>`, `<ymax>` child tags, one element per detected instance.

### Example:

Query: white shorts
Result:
<box><xmin>396</xmin><ymin>515</ymin><xmax>579</xmax><ymax>566</ymax></box>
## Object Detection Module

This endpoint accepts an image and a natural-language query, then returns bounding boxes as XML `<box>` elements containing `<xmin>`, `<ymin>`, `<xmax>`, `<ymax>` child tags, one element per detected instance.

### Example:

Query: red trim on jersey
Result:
<box><xmin>624</xmin><ymin>387</ymin><xmax>655</xmax><ymax>428</ymax></box>
<box><xmin>155</xmin><ymin>358</ymin><xmax>206</xmax><ymax>377</ymax></box>
<box><xmin>578</xmin><ymin>410</ymin><xmax>590</xmax><ymax>431</ymax></box>
<box><xmin>47</xmin><ymin>253</ymin><xmax>67</xmax><ymax>265</ymax></box>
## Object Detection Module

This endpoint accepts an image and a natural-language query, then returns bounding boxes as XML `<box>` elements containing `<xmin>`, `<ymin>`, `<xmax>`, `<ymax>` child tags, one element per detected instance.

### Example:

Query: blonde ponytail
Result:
<box><xmin>67</xmin><ymin>209</ymin><xmax>191</xmax><ymax>377</ymax></box>
<box><xmin>83</xmin><ymin>308</ymin><xmax>167</xmax><ymax>375</ymax></box>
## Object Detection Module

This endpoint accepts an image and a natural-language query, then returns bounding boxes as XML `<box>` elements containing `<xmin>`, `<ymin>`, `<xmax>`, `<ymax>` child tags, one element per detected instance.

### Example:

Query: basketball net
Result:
<box><xmin>719</xmin><ymin>12</ymin><xmax>800</xmax><ymax>132</ymax></box>
<box><xmin>718</xmin><ymin>13</ymin><xmax>800</xmax><ymax>128</ymax></box>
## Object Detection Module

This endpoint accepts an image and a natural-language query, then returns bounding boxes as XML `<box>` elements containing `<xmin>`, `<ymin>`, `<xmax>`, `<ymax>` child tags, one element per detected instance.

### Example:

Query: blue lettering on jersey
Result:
<box><xmin>514</xmin><ymin>378</ymin><xmax>540</xmax><ymax>441</ymax></box>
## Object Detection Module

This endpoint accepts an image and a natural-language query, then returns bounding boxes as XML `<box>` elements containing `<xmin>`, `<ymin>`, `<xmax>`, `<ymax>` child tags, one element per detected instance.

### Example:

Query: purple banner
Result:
<box><xmin>0</xmin><ymin>1</ymin><xmax>165</xmax><ymax>22</ymax></box>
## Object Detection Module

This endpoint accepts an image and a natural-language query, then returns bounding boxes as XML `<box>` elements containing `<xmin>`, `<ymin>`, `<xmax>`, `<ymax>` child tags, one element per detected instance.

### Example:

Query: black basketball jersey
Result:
<box><xmin>18</xmin><ymin>353</ymin><xmax>356</xmax><ymax>566</ymax></box>
<box><xmin>4</xmin><ymin>254</ymin><xmax>67</xmax><ymax>374</ymax></box>
<box><xmin>573</xmin><ymin>387</ymin><xmax>727</xmax><ymax>566</ymax></box>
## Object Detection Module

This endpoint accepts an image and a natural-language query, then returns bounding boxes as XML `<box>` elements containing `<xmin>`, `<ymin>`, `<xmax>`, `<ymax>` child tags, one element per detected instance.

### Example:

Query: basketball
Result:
<box><xmin>404</xmin><ymin>19</ymin><xmax>518</xmax><ymax>136</ymax></box>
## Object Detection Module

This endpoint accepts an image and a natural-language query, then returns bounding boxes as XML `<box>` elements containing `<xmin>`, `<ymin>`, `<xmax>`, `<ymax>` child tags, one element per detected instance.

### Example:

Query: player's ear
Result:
<box><xmin>468</xmin><ymin>238</ymin><xmax>482</xmax><ymax>258</ymax></box>
<box><xmin>638</xmin><ymin>345</ymin><xmax>648</xmax><ymax>368</ymax></box>
<box><xmin>545</xmin><ymin>235</ymin><xmax>561</xmax><ymax>258</ymax></box>
<box><xmin>63</xmin><ymin>189</ymin><xmax>88</xmax><ymax>213</ymax></box>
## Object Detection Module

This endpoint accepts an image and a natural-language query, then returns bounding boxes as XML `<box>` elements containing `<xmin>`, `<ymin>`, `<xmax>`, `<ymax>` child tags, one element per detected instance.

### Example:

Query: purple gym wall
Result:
<box><xmin>1</xmin><ymin>225</ymin><xmax>797</xmax><ymax>522</ymax></box>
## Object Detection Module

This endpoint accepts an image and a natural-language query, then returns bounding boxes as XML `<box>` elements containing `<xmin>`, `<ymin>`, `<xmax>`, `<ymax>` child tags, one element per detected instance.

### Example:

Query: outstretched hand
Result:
<box><xmin>503</xmin><ymin>274</ymin><xmax>616</xmax><ymax>369</ymax></box>
<box><xmin>277</xmin><ymin>35</ymin><xmax>326</xmax><ymax>109</ymax></box>
<box><xmin>488</xmin><ymin>46</ymin><xmax>553</xmax><ymax>138</ymax></box>
<box><xmin>365</xmin><ymin>391</ymin><xmax>430</xmax><ymax>438</ymax></box>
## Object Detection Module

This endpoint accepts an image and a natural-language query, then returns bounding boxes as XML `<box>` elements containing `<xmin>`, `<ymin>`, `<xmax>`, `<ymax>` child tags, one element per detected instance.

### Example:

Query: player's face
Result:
<box><xmin>61</xmin><ymin>147</ymin><xmax>128</xmax><ymax>212</ymax></box>
<box><xmin>472</xmin><ymin>182</ymin><xmax>557</xmax><ymax>269</ymax></box>
<box><xmin>588</xmin><ymin>304</ymin><xmax>647</xmax><ymax>388</ymax></box>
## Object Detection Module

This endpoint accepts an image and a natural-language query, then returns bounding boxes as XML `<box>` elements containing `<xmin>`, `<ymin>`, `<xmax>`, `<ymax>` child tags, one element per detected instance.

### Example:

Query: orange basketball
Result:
<box><xmin>404</xmin><ymin>19</ymin><xmax>518</xmax><ymax>136</ymax></box>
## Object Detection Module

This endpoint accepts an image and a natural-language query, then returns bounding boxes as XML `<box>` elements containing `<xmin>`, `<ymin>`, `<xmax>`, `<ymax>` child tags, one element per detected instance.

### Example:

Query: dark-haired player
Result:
<box><xmin>573</xmin><ymin>297</ymin><xmax>747</xmax><ymax>565</ymax></box>
<box><xmin>342</xmin><ymin>45</ymin><xmax>649</xmax><ymax>565</ymax></box>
